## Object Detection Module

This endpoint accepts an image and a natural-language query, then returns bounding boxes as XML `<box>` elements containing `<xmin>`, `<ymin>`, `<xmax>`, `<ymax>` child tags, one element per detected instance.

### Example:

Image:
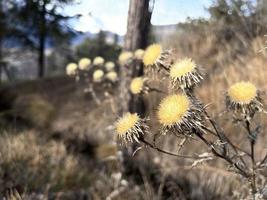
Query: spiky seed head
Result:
<box><xmin>143</xmin><ymin>44</ymin><xmax>162</xmax><ymax>67</ymax></box>
<box><xmin>93</xmin><ymin>69</ymin><xmax>104</xmax><ymax>82</ymax></box>
<box><xmin>158</xmin><ymin>94</ymin><xmax>190</xmax><ymax>126</ymax></box>
<box><xmin>226</xmin><ymin>81</ymin><xmax>263</xmax><ymax>118</ymax></box>
<box><xmin>93</xmin><ymin>56</ymin><xmax>105</xmax><ymax>66</ymax></box>
<box><xmin>66</xmin><ymin>63</ymin><xmax>78</xmax><ymax>76</ymax></box>
<box><xmin>170</xmin><ymin>58</ymin><xmax>203</xmax><ymax>89</ymax></box>
<box><xmin>157</xmin><ymin>94</ymin><xmax>205</xmax><ymax>134</ymax></box>
<box><xmin>228</xmin><ymin>82</ymin><xmax>257</xmax><ymax>104</ymax></box>
<box><xmin>134</xmin><ymin>49</ymin><xmax>145</xmax><ymax>59</ymax></box>
<box><xmin>105</xmin><ymin>61</ymin><xmax>115</xmax><ymax>71</ymax></box>
<box><xmin>106</xmin><ymin>71</ymin><xmax>118</xmax><ymax>82</ymax></box>
<box><xmin>130</xmin><ymin>77</ymin><xmax>145</xmax><ymax>95</ymax></box>
<box><xmin>115</xmin><ymin>112</ymin><xmax>146</xmax><ymax>144</ymax></box>
<box><xmin>118</xmin><ymin>51</ymin><xmax>133</xmax><ymax>65</ymax></box>
<box><xmin>78</xmin><ymin>58</ymin><xmax>91</xmax><ymax>70</ymax></box>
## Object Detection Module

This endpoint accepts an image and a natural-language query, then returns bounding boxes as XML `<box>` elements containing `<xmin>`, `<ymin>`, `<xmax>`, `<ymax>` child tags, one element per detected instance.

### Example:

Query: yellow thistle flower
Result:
<box><xmin>93</xmin><ymin>69</ymin><xmax>104</xmax><ymax>82</ymax></box>
<box><xmin>226</xmin><ymin>81</ymin><xmax>263</xmax><ymax>118</ymax></box>
<box><xmin>228</xmin><ymin>82</ymin><xmax>257</xmax><ymax>104</ymax></box>
<box><xmin>105</xmin><ymin>61</ymin><xmax>115</xmax><ymax>71</ymax></box>
<box><xmin>115</xmin><ymin>112</ymin><xmax>146</xmax><ymax>143</ymax></box>
<box><xmin>169</xmin><ymin>58</ymin><xmax>203</xmax><ymax>89</ymax></box>
<box><xmin>78</xmin><ymin>58</ymin><xmax>91</xmax><ymax>70</ymax></box>
<box><xmin>134</xmin><ymin>49</ymin><xmax>145</xmax><ymax>59</ymax></box>
<box><xmin>143</xmin><ymin>44</ymin><xmax>162</xmax><ymax>67</ymax></box>
<box><xmin>106</xmin><ymin>71</ymin><xmax>118</xmax><ymax>82</ymax></box>
<box><xmin>118</xmin><ymin>51</ymin><xmax>133</xmax><ymax>65</ymax></box>
<box><xmin>158</xmin><ymin>94</ymin><xmax>190</xmax><ymax>126</ymax></box>
<box><xmin>130</xmin><ymin>77</ymin><xmax>146</xmax><ymax>95</ymax></box>
<box><xmin>93</xmin><ymin>56</ymin><xmax>105</xmax><ymax>66</ymax></box>
<box><xmin>157</xmin><ymin>94</ymin><xmax>204</xmax><ymax>134</ymax></box>
<box><xmin>66</xmin><ymin>63</ymin><xmax>78</xmax><ymax>76</ymax></box>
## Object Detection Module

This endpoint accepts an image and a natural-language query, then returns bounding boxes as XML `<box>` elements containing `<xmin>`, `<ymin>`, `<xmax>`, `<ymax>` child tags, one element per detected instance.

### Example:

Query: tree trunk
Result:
<box><xmin>119</xmin><ymin>0</ymin><xmax>153</xmax><ymax>115</ymax></box>
<box><xmin>38</xmin><ymin>1</ymin><xmax>46</xmax><ymax>78</ymax></box>
<box><xmin>124</xmin><ymin>0</ymin><xmax>152</xmax><ymax>51</ymax></box>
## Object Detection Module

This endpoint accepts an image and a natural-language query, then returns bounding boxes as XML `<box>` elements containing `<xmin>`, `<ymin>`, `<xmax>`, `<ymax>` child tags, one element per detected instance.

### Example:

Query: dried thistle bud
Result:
<box><xmin>66</xmin><ymin>63</ymin><xmax>78</xmax><ymax>76</ymax></box>
<box><xmin>78</xmin><ymin>58</ymin><xmax>91</xmax><ymax>70</ymax></box>
<box><xmin>105</xmin><ymin>61</ymin><xmax>115</xmax><ymax>71</ymax></box>
<box><xmin>118</xmin><ymin>51</ymin><xmax>133</xmax><ymax>65</ymax></box>
<box><xmin>169</xmin><ymin>58</ymin><xmax>203</xmax><ymax>89</ymax></box>
<box><xmin>93</xmin><ymin>69</ymin><xmax>104</xmax><ymax>82</ymax></box>
<box><xmin>115</xmin><ymin>112</ymin><xmax>148</xmax><ymax>144</ymax></box>
<box><xmin>134</xmin><ymin>49</ymin><xmax>145</xmax><ymax>60</ymax></box>
<box><xmin>130</xmin><ymin>77</ymin><xmax>148</xmax><ymax>95</ymax></box>
<box><xmin>226</xmin><ymin>81</ymin><xmax>263</xmax><ymax>118</ymax></box>
<box><xmin>93</xmin><ymin>56</ymin><xmax>105</xmax><ymax>66</ymax></box>
<box><xmin>143</xmin><ymin>44</ymin><xmax>170</xmax><ymax>71</ymax></box>
<box><xmin>106</xmin><ymin>71</ymin><xmax>118</xmax><ymax>82</ymax></box>
<box><xmin>157</xmin><ymin>94</ymin><xmax>204</xmax><ymax>134</ymax></box>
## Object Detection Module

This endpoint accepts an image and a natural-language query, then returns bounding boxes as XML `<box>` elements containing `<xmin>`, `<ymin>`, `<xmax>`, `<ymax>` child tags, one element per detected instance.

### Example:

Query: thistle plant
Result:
<box><xmin>114</xmin><ymin>45</ymin><xmax>267</xmax><ymax>199</ymax></box>
<box><xmin>65</xmin><ymin>55</ymin><xmax>120</xmax><ymax>107</ymax></box>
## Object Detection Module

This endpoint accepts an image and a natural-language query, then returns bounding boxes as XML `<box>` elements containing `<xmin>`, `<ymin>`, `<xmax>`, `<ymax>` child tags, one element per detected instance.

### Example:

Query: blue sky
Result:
<box><xmin>65</xmin><ymin>0</ymin><xmax>212</xmax><ymax>35</ymax></box>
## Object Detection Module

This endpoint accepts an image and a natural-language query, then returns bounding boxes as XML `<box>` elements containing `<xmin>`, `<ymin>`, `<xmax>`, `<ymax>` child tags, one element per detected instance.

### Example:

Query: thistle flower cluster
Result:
<box><xmin>115</xmin><ymin>45</ymin><xmax>207</xmax><ymax>143</ymax></box>
<box><xmin>114</xmin><ymin>43</ymin><xmax>264</xmax><ymax>146</ymax></box>
<box><xmin>65</xmin><ymin>55</ymin><xmax>120</xmax><ymax>86</ymax></box>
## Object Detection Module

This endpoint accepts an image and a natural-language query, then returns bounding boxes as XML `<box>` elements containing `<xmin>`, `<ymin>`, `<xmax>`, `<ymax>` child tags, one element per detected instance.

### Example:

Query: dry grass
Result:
<box><xmin>0</xmin><ymin>130</ymin><xmax>93</xmax><ymax>192</ymax></box>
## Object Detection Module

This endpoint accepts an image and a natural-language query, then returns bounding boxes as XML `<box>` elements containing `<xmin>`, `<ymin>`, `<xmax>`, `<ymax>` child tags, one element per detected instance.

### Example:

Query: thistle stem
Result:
<box><xmin>139</xmin><ymin>138</ymin><xmax>198</xmax><ymax>159</ymax></box>
<box><xmin>245</xmin><ymin>120</ymin><xmax>257</xmax><ymax>199</ymax></box>
<box><xmin>194</xmin><ymin>130</ymin><xmax>249</xmax><ymax>178</ymax></box>
<box><xmin>189</xmin><ymin>92</ymin><xmax>248</xmax><ymax>166</ymax></box>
